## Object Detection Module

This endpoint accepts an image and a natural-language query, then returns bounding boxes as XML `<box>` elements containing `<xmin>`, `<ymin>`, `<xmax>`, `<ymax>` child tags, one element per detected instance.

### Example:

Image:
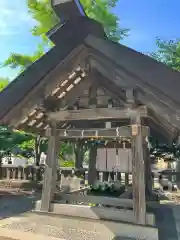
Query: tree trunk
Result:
<box><xmin>35</xmin><ymin>135</ymin><xmax>42</xmax><ymax>181</ymax></box>
<box><xmin>74</xmin><ymin>140</ymin><xmax>84</xmax><ymax>169</ymax></box>
<box><xmin>35</xmin><ymin>135</ymin><xmax>41</xmax><ymax>166</ymax></box>
<box><xmin>88</xmin><ymin>145</ymin><xmax>97</xmax><ymax>185</ymax></box>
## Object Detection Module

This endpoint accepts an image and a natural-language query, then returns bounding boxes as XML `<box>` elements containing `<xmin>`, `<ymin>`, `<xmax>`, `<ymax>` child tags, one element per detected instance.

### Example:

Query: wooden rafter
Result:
<box><xmin>4</xmin><ymin>46</ymin><xmax>88</xmax><ymax>128</ymax></box>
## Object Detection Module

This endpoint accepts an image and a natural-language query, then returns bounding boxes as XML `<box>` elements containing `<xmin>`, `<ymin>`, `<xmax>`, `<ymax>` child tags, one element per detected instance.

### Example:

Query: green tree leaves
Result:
<box><xmin>81</xmin><ymin>0</ymin><xmax>129</xmax><ymax>41</ymax></box>
<box><xmin>0</xmin><ymin>77</ymin><xmax>9</xmax><ymax>92</ymax></box>
<box><xmin>2</xmin><ymin>44</ymin><xmax>46</xmax><ymax>71</ymax></box>
<box><xmin>2</xmin><ymin>0</ymin><xmax>129</xmax><ymax>73</ymax></box>
<box><xmin>151</xmin><ymin>38</ymin><xmax>180</xmax><ymax>72</ymax></box>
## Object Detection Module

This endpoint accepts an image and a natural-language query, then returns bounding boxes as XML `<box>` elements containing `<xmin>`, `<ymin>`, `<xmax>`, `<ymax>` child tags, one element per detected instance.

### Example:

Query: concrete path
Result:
<box><xmin>0</xmin><ymin>191</ymin><xmax>179</xmax><ymax>240</ymax></box>
<box><xmin>0</xmin><ymin>212</ymin><xmax>158</xmax><ymax>240</ymax></box>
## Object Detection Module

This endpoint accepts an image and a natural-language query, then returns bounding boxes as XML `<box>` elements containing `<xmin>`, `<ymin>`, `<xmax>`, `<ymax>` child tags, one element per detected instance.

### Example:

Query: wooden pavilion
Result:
<box><xmin>0</xmin><ymin>0</ymin><xmax>180</xmax><ymax>228</ymax></box>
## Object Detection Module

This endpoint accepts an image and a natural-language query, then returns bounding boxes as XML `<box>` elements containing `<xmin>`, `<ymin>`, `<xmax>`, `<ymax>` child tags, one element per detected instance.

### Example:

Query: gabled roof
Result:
<box><xmin>0</xmin><ymin>5</ymin><xmax>180</xmax><ymax>139</ymax></box>
<box><xmin>0</xmin><ymin>17</ymin><xmax>104</xmax><ymax>126</ymax></box>
<box><xmin>84</xmin><ymin>35</ymin><xmax>180</xmax><ymax>130</ymax></box>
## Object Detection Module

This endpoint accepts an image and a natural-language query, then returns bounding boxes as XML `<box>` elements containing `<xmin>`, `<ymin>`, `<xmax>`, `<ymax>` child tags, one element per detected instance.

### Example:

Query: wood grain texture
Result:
<box><xmin>48</xmin><ymin>106</ymin><xmax>147</xmax><ymax>121</ymax></box>
<box><xmin>40</xmin><ymin>126</ymin><xmax>60</xmax><ymax>211</ymax></box>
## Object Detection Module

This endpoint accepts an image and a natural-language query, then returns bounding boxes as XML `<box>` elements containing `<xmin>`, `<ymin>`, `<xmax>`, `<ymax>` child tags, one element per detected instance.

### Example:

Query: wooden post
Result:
<box><xmin>88</xmin><ymin>82</ymin><xmax>98</xmax><ymax>185</ymax></box>
<box><xmin>144</xmin><ymin>136</ymin><xmax>152</xmax><ymax>198</ymax></box>
<box><xmin>88</xmin><ymin>145</ymin><xmax>97</xmax><ymax>185</ymax></box>
<box><xmin>131</xmin><ymin>113</ymin><xmax>146</xmax><ymax>225</ymax></box>
<box><xmin>127</xmin><ymin>88</ymin><xmax>146</xmax><ymax>225</ymax></box>
<box><xmin>41</xmin><ymin>125</ymin><xmax>60</xmax><ymax>212</ymax></box>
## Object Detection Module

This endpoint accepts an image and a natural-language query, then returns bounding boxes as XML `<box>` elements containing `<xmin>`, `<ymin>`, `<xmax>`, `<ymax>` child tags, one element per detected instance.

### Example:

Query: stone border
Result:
<box><xmin>35</xmin><ymin>200</ymin><xmax>155</xmax><ymax>226</ymax></box>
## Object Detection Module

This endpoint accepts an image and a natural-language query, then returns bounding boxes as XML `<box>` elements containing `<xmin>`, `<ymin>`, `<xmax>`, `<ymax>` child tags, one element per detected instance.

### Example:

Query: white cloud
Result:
<box><xmin>0</xmin><ymin>0</ymin><xmax>36</xmax><ymax>36</ymax></box>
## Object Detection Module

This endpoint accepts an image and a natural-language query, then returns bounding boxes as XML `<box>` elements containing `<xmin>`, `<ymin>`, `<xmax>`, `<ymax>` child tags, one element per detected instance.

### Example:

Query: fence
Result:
<box><xmin>0</xmin><ymin>165</ymin><xmax>179</xmax><ymax>190</ymax></box>
<box><xmin>0</xmin><ymin>165</ymin><xmax>132</xmax><ymax>184</ymax></box>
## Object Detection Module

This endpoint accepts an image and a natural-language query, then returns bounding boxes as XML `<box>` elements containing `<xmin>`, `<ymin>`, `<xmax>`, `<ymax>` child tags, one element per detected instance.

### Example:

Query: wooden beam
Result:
<box><xmin>40</xmin><ymin>125</ymin><xmax>60</xmax><ymax>212</ymax></box>
<box><xmin>48</xmin><ymin>106</ymin><xmax>147</xmax><ymax>121</ymax></box>
<box><xmin>94</xmin><ymin>70</ymin><xmax>126</xmax><ymax>105</ymax></box>
<box><xmin>89</xmin><ymin>53</ymin><xmax>179</xmax><ymax>136</ymax></box>
<box><xmin>55</xmin><ymin>126</ymin><xmax>149</xmax><ymax>139</ymax></box>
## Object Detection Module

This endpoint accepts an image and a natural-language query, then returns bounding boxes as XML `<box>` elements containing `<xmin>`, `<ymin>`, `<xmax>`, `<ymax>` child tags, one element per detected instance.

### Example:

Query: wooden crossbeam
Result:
<box><xmin>48</xmin><ymin>106</ymin><xmax>147</xmax><ymax>121</ymax></box>
<box><xmin>51</xmin><ymin>126</ymin><xmax>149</xmax><ymax>139</ymax></box>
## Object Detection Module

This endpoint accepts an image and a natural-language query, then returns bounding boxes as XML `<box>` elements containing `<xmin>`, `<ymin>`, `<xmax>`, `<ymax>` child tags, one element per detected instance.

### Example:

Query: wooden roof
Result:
<box><xmin>0</xmin><ymin>1</ymin><xmax>180</xmax><ymax>139</ymax></box>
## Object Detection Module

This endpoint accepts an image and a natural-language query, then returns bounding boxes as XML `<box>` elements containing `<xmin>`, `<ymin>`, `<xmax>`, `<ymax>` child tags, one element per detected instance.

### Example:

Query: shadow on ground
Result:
<box><xmin>148</xmin><ymin>204</ymin><xmax>179</xmax><ymax>240</ymax></box>
<box><xmin>0</xmin><ymin>187</ymin><xmax>179</xmax><ymax>240</ymax></box>
<box><xmin>0</xmin><ymin>190</ymin><xmax>40</xmax><ymax>220</ymax></box>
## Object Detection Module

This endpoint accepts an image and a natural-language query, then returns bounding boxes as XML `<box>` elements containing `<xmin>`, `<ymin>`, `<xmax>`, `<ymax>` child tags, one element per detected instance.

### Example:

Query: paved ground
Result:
<box><xmin>0</xmin><ymin>238</ymin><xmax>18</xmax><ymax>240</ymax></box>
<box><xmin>0</xmin><ymin>190</ymin><xmax>179</xmax><ymax>240</ymax></box>
<box><xmin>149</xmin><ymin>203</ymin><xmax>180</xmax><ymax>240</ymax></box>
<box><xmin>0</xmin><ymin>212</ymin><xmax>158</xmax><ymax>240</ymax></box>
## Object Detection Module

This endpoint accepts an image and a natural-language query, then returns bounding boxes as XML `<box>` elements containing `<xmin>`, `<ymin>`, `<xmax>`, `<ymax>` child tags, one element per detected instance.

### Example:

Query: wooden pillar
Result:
<box><xmin>41</xmin><ymin>125</ymin><xmax>60</xmax><ymax>212</ymax></box>
<box><xmin>131</xmin><ymin>113</ymin><xmax>146</xmax><ymax>225</ymax></box>
<box><xmin>87</xmin><ymin>81</ymin><xmax>98</xmax><ymax>185</ymax></box>
<box><xmin>144</xmin><ymin>136</ymin><xmax>153</xmax><ymax>198</ymax></box>
<box><xmin>127</xmin><ymin>89</ymin><xmax>146</xmax><ymax>225</ymax></box>
<box><xmin>88</xmin><ymin>145</ymin><xmax>97</xmax><ymax>185</ymax></box>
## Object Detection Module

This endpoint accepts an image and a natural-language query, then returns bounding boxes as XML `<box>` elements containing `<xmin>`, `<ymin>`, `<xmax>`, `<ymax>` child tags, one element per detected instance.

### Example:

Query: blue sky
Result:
<box><xmin>0</xmin><ymin>0</ymin><xmax>179</xmax><ymax>80</ymax></box>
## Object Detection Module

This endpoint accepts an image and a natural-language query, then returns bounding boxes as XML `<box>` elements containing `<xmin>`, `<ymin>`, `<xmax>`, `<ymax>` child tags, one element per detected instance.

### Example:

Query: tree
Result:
<box><xmin>0</xmin><ymin>77</ymin><xmax>9</xmax><ymax>92</ymax></box>
<box><xmin>0</xmin><ymin>127</ymin><xmax>33</xmax><ymax>161</ymax></box>
<box><xmin>2</xmin><ymin>44</ymin><xmax>45</xmax><ymax>72</ymax></box>
<box><xmin>18</xmin><ymin>134</ymin><xmax>47</xmax><ymax>165</ymax></box>
<box><xmin>2</xmin><ymin>0</ymin><xmax>129</xmax><ymax>70</ymax></box>
<box><xmin>27</xmin><ymin>0</ymin><xmax>128</xmax><ymax>43</ymax></box>
<box><xmin>150</xmin><ymin>38</ymin><xmax>180</xmax><ymax>72</ymax></box>
<box><xmin>81</xmin><ymin>0</ymin><xmax>128</xmax><ymax>42</ymax></box>
<box><xmin>150</xmin><ymin>38</ymin><xmax>180</xmax><ymax>175</ymax></box>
